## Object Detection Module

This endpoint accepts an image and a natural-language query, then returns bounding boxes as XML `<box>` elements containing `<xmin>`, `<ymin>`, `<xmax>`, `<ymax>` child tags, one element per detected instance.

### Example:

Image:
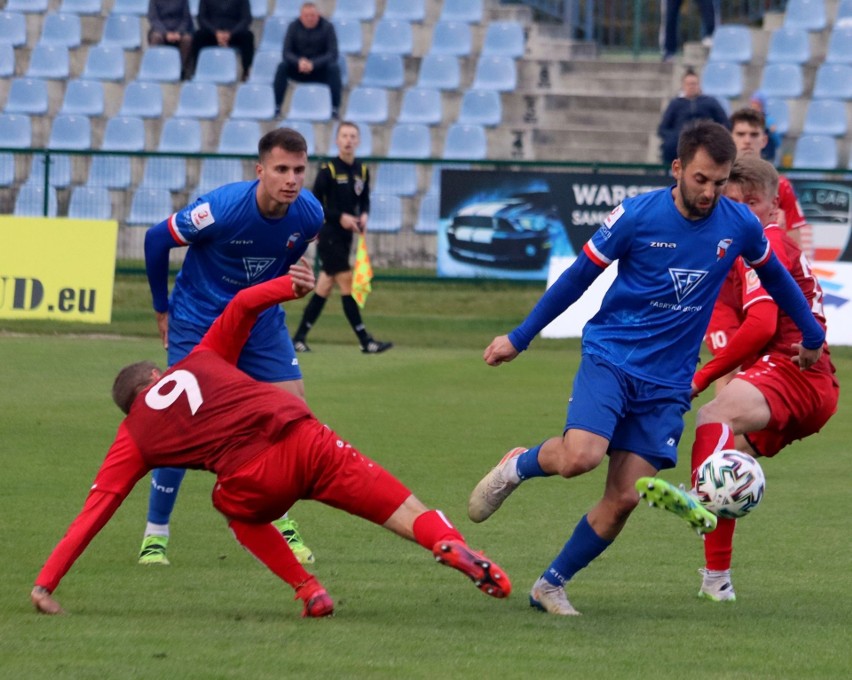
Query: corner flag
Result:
<box><xmin>352</xmin><ymin>235</ymin><xmax>373</xmax><ymax>308</ymax></box>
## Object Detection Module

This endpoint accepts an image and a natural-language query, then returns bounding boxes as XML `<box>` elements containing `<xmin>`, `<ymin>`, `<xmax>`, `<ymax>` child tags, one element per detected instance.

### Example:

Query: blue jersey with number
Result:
<box><xmin>165</xmin><ymin>180</ymin><xmax>322</xmax><ymax>335</ymax></box>
<box><xmin>579</xmin><ymin>187</ymin><xmax>769</xmax><ymax>388</ymax></box>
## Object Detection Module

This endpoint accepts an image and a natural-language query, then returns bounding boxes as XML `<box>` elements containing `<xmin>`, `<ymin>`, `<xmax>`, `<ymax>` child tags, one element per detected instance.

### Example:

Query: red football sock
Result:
<box><xmin>691</xmin><ymin>422</ymin><xmax>735</xmax><ymax>487</ymax></box>
<box><xmin>412</xmin><ymin>510</ymin><xmax>464</xmax><ymax>550</ymax></box>
<box><xmin>228</xmin><ymin>520</ymin><xmax>312</xmax><ymax>591</ymax></box>
<box><xmin>704</xmin><ymin>517</ymin><xmax>736</xmax><ymax>571</ymax></box>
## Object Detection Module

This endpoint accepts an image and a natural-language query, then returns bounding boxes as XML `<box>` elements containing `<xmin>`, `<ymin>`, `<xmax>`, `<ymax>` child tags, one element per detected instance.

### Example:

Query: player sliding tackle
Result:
<box><xmin>31</xmin><ymin>260</ymin><xmax>511</xmax><ymax>618</ymax></box>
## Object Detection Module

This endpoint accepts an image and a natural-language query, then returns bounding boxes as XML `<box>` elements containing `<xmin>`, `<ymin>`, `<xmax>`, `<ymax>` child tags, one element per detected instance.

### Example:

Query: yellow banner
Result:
<box><xmin>0</xmin><ymin>216</ymin><xmax>118</xmax><ymax>323</ymax></box>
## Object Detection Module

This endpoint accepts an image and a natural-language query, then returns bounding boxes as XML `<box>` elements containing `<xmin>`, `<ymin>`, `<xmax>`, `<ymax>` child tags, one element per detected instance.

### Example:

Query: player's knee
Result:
<box><xmin>550</xmin><ymin>441</ymin><xmax>602</xmax><ymax>478</ymax></box>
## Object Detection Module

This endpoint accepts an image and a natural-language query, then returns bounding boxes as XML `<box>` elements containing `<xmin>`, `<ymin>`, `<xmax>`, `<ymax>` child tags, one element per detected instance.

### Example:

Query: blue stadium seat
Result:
<box><xmin>700</xmin><ymin>62</ymin><xmax>743</xmax><ymax>98</ymax></box>
<box><xmin>802</xmin><ymin>99</ymin><xmax>848</xmax><ymax>136</ymax></box>
<box><xmin>101</xmin><ymin>13</ymin><xmax>142</xmax><ymax>50</ymax></box>
<box><xmin>783</xmin><ymin>0</ymin><xmax>827</xmax><ymax>31</ymax></box>
<box><xmin>370</xmin><ymin>19</ymin><xmax>413</xmax><ymax>55</ymax></box>
<box><xmin>174</xmin><ymin>81</ymin><xmax>219</xmax><ymax>119</ymax></box>
<box><xmin>26</xmin><ymin>44</ymin><xmax>70</xmax><ymax>80</ymax></box>
<box><xmin>458</xmin><ymin>89</ymin><xmax>502</xmax><ymax>126</ymax></box>
<box><xmin>4</xmin><ymin>78</ymin><xmax>49</xmax><ymax>115</ymax></box>
<box><xmin>141</xmin><ymin>117</ymin><xmax>202</xmax><ymax>191</ymax></box>
<box><xmin>82</xmin><ymin>44</ymin><xmax>126</xmax><ymax>81</ymax></box>
<box><xmin>439</xmin><ymin>0</ymin><xmax>482</xmax><ymax>23</ymax></box>
<box><xmin>0</xmin><ymin>113</ymin><xmax>32</xmax><ymax>186</ymax></box>
<box><xmin>838</xmin><ymin>0</ymin><xmax>852</xmax><ymax>22</ymax></box>
<box><xmin>60</xmin><ymin>0</ymin><xmax>102</xmax><ymax>14</ymax></box>
<box><xmin>15</xmin><ymin>184</ymin><xmax>58</xmax><ymax>217</ymax></box>
<box><xmin>361</xmin><ymin>53</ymin><xmax>405</xmax><ymax>88</ymax></box>
<box><xmin>442</xmin><ymin>123</ymin><xmax>487</xmax><ymax>160</ymax></box>
<box><xmin>375</xmin><ymin>123</ymin><xmax>430</xmax><ymax>196</ymax></box>
<box><xmin>368</xmin><ymin>194</ymin><xmax>402</xmax><ymax>232</ymax></box>
<box><xmin>397</xmin><ymin>87</ymin><xmax>442</xmax><ymax>126</ymax></box>
<box><xmin>792</xmin><ymin>134</ymin><xmax>838</xmax><ymax>169</ymax></box>
<box><xmin>707</xmin><ymin>25</ymin><xmax>752</xmax><ymax>64</ymax></box>
<box><xmin>137</xmin><ymin>46</ymin><xmax>182</xmax><ymax>82</ymax></box>
<box><xmin>384</xmin><ymin>0</ymin><xmax>425</xmax><ymax>22</ymax></box>
<box><xmin>160</xmin><ymin>116</ymin><xmax>203</xmax><ymax>153</ymax></box>
<box><xmin>218</xmin><ymin>119</ymin><xmax>261</xmax><ymax>155</ymax></box>
<box><xmin>812</xmin><ymin>64</ymin><xmax>852</xmax><ymax>100</ymax></box>
<box><xmin>37</xmin><ymin>114</ymin><xmax>92</xmax><ymax>188</ymax></box>
<box><xmin>249</xmin><ymin>50</ymin><xmax>281</xmax><ymax>85</ymax></box>
<box><xmin>327</xmin><ymin>121</ymin><xmax>372</xmax><ymax>156</ymax></box>
<box><xmin>272</xmin><ymin>0</ymin><xmax>301</xmax><ymax>19</ymax></box>
<box><xmin>231</xmin><ymin>83</ymin><xmax>276</xmax><ymax>120</ymax></box>
<box><xmin>765</xmin><ymin>98</ymin><xmax>790</xmax><ymax>136</ymax></box>
<box><xmin>0</xmin><ymin>44</ymin><xmax>15</xmax><ymax>78</ymax></box>
<box><xmin>195</xmin><ymin>159</ymin><xmax>245</xmax><ymax>195</ymax></box>
<box><xmin>344</xmin><ymin>86</ymin><xmax>389</xmax><ymax>124</ymax></box>
<box><xmin>60</xmin><ymin>79</ymin><xmax>105</xmax><ymax>116</ymax></box>
<box><xmin>259</xmin><ymin>15</ymin><xmax>288</xmax><ymax>52</ymax></box>
<box><xmin>127</xmin><ymin>187</ymin><xmax>173</xmax><ymax>225</ymax></box>
<box><xmin>333</xmin><ymin>18</ymin><xmax>363</xmax><ymax>54</ymax></box>
<box><xmin>339</xmin><ymin>52</ymin><xmax>349</xmax><ymax>88</ymax></box>
<box><xmin>0</xmin><ymin>11</ymin><xmax>26</xmax><ymax>47</ymax></box>
<box><xmin>112</xmin><ymin>0</ymin><xmax>149</xmax><ymax>14</ymax></box>
<box><xmin>429</xmin><ymin>21</ymin><xmax>472</xmax><ymax>56</ymax></box>
<box><xmin>760</xmin><ymin>63</ymin><xmax>804</xmax><ymax>98</ymax></box>
<box><xmin>119</xmin><ymin>80</ymin><xmax>164</xmax><ymax>118</ymax></box>
<box><xmin>333</xmin><ymin>0</ymin><xmax>376</xmax><ymax>21</ymax></box>
<box><xmin>471</xmin><ymin>55</ymin><xmax>517</xmax><ymax>92</ymax></box>
<box><xmin>416</xmin><ymin>53</ymin><xmax>460</xmax><ymax>90</ymax></box>
<box><xmin>766</xmin><ymin>27</ymin><xmax>810</xmax><ymax>65</ymax></box>
<box><xmin>286</xmin><ymin>83</ymin><xmax>332</xmax><ymax>121</ymax></box>
<box><xmin>482</xmin><ymin>21</ymin><xmax>525</xmax><ymax>58</ymax></box>
<box><xmin>7</xmin><ymin>0</ymin><xmax>48</xmax><ymax>11</ymax></box>
<box><xmin>414</xmin><ymin>192</ymin><xmax>439</xmax><ymax>233</ymax></box>
<box><xmin>39</xmin><ymin>12</ymin><xmax>82</xmax><ymax>47</ymax></box>
<box><xmin>88</xmin><ymin>115</ymin><xmax>145</xmax><ymax>189</ymax></box>
<box><xmin>279</xmin><ymin>119</ymin><xmax>316</xmax><ymax>155</ymax></box>
<box><xmin>249</xmin><ymin>0</ymin><xmax>268</xmax><ymax>18</ymax></box>
<box><xmin>68</xmin><ymin>186</ymin><xmax>112</xmax><ymax>220</ymax></box>
<box><xmin>193</xmin><ymin>46</ymin><xmax>238</xmax><ymax>84</ymax></box>
<box><xmin>825</xmin><ymin>26</ymin><xmax>852</xmax><ymax>65</ymax></box>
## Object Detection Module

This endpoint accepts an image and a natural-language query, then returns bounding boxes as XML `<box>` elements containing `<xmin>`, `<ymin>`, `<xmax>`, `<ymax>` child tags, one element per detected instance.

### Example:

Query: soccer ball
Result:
<box><xmin>695</xmin><ymin>449</ymin><xmax>766</xmax><ymax>519</ymax></box>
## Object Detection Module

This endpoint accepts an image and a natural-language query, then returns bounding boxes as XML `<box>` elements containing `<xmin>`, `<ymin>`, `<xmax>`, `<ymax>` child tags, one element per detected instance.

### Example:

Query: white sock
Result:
<box><xmin>505</xmin><ymin>458</ymin><xmax>522</xmax><ymax>484</ymax></box>
<box><xmin>145</xmin><ymin>522</ymin><xmax>169</xmax><ymax>538</ymax></box>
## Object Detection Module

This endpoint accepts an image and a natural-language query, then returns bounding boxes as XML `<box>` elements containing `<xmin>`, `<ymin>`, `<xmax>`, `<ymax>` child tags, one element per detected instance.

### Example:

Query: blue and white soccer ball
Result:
<box><xmin>695</xmin><ymin>449</ymin><xmax>766</xmax><ymax>519</ymax></box>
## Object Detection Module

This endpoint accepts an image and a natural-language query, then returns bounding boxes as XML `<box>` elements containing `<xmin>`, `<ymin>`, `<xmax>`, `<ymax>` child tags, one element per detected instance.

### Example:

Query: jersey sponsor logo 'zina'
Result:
<box><xmin>243</xmin><ymin>257</ymin><xmax>276</xmax><ymax>282</ymax></box>
<box><xmin>669</xmin><ymin>268</ymin><xmax>708</xmax><ymax>303</ymax></box>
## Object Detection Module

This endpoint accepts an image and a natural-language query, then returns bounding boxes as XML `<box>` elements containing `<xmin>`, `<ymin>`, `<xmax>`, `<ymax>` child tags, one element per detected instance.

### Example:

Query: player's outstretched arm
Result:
<box><xmin>31</xmin><ymin>586</ymin><xmax>63</xmax><ymax>615</ymax></box>
<box><xmin>484</xmin><ymin>335</ymin><xmax>520</xmax><ymax>366</ymax></box>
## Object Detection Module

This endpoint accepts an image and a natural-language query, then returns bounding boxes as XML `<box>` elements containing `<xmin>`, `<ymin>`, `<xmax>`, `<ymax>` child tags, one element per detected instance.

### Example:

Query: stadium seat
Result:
<box><xmin>812</xmin><ymin>64</ymin><xmax>852</xmax><ymax>100</ymax></box>
<box><xmin>249</xmin><ymin>50</ymin><xmax>281</xmax><ymax>85</ymax></box>
<box><xmin>700</xmin><ymin>62</ymin><xmax>743</xmax><ymax>98</ymax></box>
<box><xmin>442</xmin><ymin>123</ymin><xmax>487</xmax><ymax>160</ymax></box>
<box><xmin>112</xmin><ymin>0</ymin><xmax>149</xmax><ymax>14</ymax></box>
<box><xmin>414</xmin><ymin>192</ymin><xmax>439</xmax><ymax>233</ymax></box>
<box><xmin>68</xmin><ymin>185</ymin><xmax>112</xmax><ymax>220</ymax></box>
<box><xmin>339</xmin><ymin>52</ymin><xmax>349</xmax><ymax>88</ymax></box>
<box><xmin>7</xmin><ymin>0</ymin><xmax>48</xmax><ymax>11</ymax></box>
<box><xmin>137</xmin><ymin>46</ymin><xmax>183</xmax><ymax>82</ymax></box>
<box><xmin>259</xmin><ymin>15</ymin><xmax>288</xmax><ymax>52</ymax></box>
<box><xmin>101</xmin><ymin>13</ymin><xmax>142</xmax><ymax>50</ymax></box>
<box><xmin>759</xmin><ymin>63</ymin><xmax>804</xmax><ymax>98</ymax></box>
<box><xmin>375</xmin><ymin>123</ymin><xmax>430</xmax><ymax>196</ymax></box>
<box><xmin>60</xmin><ymin>0</ymin><xmax>102</xmax><ymax>14</ymax></box>
<box><xmin>369</xmin><ymin>19</ymin><xmax>413</xmax><ymax>55</ymax></box>
<box><xmin>707</xmin><ymin>25</ymin><xmax>752</xmax><ymax>64</ymax></box>
<box><xmin>88</xmin><ymin>115</ymin><xmax>145</xmax><ymax>189</ymax></box>
<box><xmin>458</xmin><ymin>89</ymin><xmax>502</xmax><ymax>127</ymax></box>
<box><xmin>218</xmin><ymin>119</ymin><xmax>261</xmax><ymax>155</ymax></box>
<box><xmin>35</xmin><ymin>114</ymin><xmax>91</xmax><ymax>188</ymax></box>
<box><xmin>439</xmin><ymin>0</ymin><xmax>483</xmax><ymax>23</ymax></box>
<box><xmin>0</xmin><ymin>113</ymin><xmax>32</xmax><ymax>186</ymax></box>
<box><xmin>141</xmin><ymin>117</ymin><xmax>202</xmax><ymax>191</ymax></box>
<box><xmin>60</xmin><ymin>79</ymin><xmax>105</xmax><ymax>116</ymax></box>
<box><xmin>39</xmin><ymin>12</ymin><xmax>82</xmax><ymax>48</ymax></box>
<box><xmin>82</xmin><ymin>44</ymin><xmax>126</xmax><ymax>81</ymax></box>
<box><xmin>0</xmin><ymin>11</ymin><xmax>26</xmax><ymax>48</ymax></box>
<box><xmin>195</xmin><ymin>159</ymin><xmax>246</xmax><ymax>195</ymax></box>
<box><xmin>792</xmin><ymin>134</ymin><xmax>838</xmax><ymax>169</ymax></box>
<box><xmin>825</xmin><ymin>26</ymin><xmax>852</xmax><ymax>65</ymax></box>
<box><xmin>286</xmin><ymin>83</ymin><xmax>332</xmax><ymax>121</ymax></box>
<box><xmin>783</xmin><ymin>0</ymin><xmax>827</xmax><ymax>32</ymax></box>
<box><xmin>174</xmin><ymin>81</ymin><xmax>219</xmax><ymax>119</ymax></box>
<box><xmin>14</xmin><ymin>184</ymin><xmax>58</xmax><ymax>218</ymax></box>
<box><xmin>429</xmin><ymin>21</ymin><xmax>472</xmax><ymax>56</ymax></box>
<box><xmin>231</xmin><ymin>83</ymin><xmax>276</xmax><ymax>120</ymax></box>
<box><xmin>4</xmin><ymin>78</ymin><xmax>49</xmax><ymax>115</ymax></box>
<box><xmin>765</xmin><ymin>27</ymin><xmax>810</xmax><ymax>65</ymax></box>
<box><xmin>397</xmin><ymin>87</ymin><xmax>442</xmax><ymax>126</ymax></box>
<box><xmin>802</xmin><ymin>99</ymin><xmax>848</xmax><ymax>136</ymax></box>
<box><xmin>0</xmin><ymin>44</ymin><xmax>15</xmax><ymax>78</ymax></box>
<box><xmin>249</xmin><ymin>0</ymin><xmax>268</xmax><ymax>18</ymax></box>
<box><xmin>765</xmin><ymin>98</ymin><xmax>790</xmax><ymax>136</ymax></box>
<box><xmin>333</xmin><ymin>0</ymin><xmax>375</xmax><ymax>21</ymax></box>
<box><xmin>26</xmin><ymin>45</ymin><xmax>70</xmax><ymax>80</ymax></box>
<box><xmin>118</xmin><ymin>80</ymin><xmax>164</xmax><ymax>118</ymax></box>
<box><xmin>279</xmin><ymin>119</ymin><xmax>316</xmax><ymax>155</ymax></box>
<box><xmin>384</xmin><ymin>0</ymin><xmax>425</xmax><ymax>22</ymax></box>
<box><xmin>471</xmin><ymin>55</ymin><xmax>517</xmax><ymax>92</ymax></box>
<box><xmin>193</xmin><ymin>46</ymin><xmax>238</xmax><ymax>84</ymax></box>
<box><xmin>272</xmin><ymin>0</ymin><xmax>301</xmax><ymax>19</ymax></box>
<box><xmin>482</xmin><ymin>21</ymin><xmax>526</xmax><ymax>59</ymax></box>
<box><xmin>368</xmin><ymin>194</ymin><xmax>402</xmax><ymax>232</ymax></box>
<box><xmin>838</xmin><ymin>0</ymin><xmax>852</xmax><ymax>22</ymax></box>
<box><xmin>127</xmin><ymin>187</ymin><xmax>173</xmax><ymax>225</ymax></box>
<box><xmin>327</xmin><ymin>121</ymin><xmax>372</xmax><ymax>156</ymax></box>
<box><xmin>344</xmin><ymin>86</ymin><xmax>389</xmax><ymax>124</ymax></box>
<box><xmin>160</xmin><ymin>116</ymin><xmax>203</xmax><ymax>153</ymax></box>
<box><xmin>333</xmin><ymin>18</ymin><xmax>363</xmax><ymax>54</ymax></box>
<box><xmin>360</xmin><ymin>53</ymin><xmax>405</xmax><ymax>88</ymax></box>
<box><xmin>416</xmin><ymin>53</ymin><xmax>460</xmax><ymax>90</ymax></box>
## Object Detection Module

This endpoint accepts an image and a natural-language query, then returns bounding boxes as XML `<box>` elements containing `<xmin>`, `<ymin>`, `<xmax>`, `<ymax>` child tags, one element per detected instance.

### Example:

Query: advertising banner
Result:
<box><xmin>787</xmin><ymin>177</ymin><xmax>852</xmax><ymax>261</ymax></box>
<box><xmin>0</xmin><ymin>216</ymin><xmax>118</xmax><ymax>323</ymax></box>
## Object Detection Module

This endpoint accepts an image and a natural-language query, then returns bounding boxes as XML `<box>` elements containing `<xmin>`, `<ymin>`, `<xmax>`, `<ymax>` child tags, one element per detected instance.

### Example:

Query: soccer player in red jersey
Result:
<box><xmin>689</xmin><ymin>155</ymin><xmax>838</xmax><ymax>601</ymax></box>
<box><xmin>30</xmin><ymin>262</ymin><xmax>511</xmax><ymax>618</ymax></box>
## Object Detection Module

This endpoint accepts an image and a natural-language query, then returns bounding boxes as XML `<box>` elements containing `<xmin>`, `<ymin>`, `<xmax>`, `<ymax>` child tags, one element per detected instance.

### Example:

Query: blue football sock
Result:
<box><xmin>146</xmin><ymin>467</ymin><xmax>187</xmax><ymax>525</ymax></box>
<box><xmin>516</xmin><ymin>443</ymin><xmax>549</xmax><ymax>480</ymax></box>
<box><xmin>543</xmin><ymin>515</ymin><xmax>613</xmax><ymax>587</ymax></box>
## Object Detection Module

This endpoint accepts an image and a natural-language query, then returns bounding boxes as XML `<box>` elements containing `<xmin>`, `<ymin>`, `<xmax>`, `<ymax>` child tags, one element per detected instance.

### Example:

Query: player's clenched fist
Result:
<box><xmin>484</xmin><ymin>335</ymin><xmax>520</xmax><ymax>366</ymax></box>
<box><xmin>289</xmin><ymin>258</ymin><xmax>316</xmax><ymax>298</ymax></box>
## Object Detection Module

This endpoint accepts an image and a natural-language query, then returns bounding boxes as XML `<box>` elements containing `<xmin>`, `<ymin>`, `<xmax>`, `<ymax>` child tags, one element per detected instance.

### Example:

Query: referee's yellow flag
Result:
<box><xmin>352</xmin><ymin>235</ymin><xmax>373</xmax><ymax>308</ymax></box>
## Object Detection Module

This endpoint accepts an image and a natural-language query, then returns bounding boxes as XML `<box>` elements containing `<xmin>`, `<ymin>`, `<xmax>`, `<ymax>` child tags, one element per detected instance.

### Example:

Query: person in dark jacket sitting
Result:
<box><xmin>148</xmin><ymin>0</ymin><xmax>195</xmax><ymax>80</ymax></box>
<box><xmin>274</xmin><ymin>2</ymin><xmax>341</xmax><ymax>118</ymax></box>
<box><xmin>189</xmin><ymin>0</ymin><xmax>255</xmax><ymax>81</ymax></box>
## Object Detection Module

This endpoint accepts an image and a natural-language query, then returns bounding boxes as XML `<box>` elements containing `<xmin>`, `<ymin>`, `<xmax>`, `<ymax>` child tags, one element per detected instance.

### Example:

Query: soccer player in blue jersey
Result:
<box><xmin>467</xmin><ymin>121</ymin><xmax>825</xmax><ymax>616</ymax></box>
<box><xmin>140</xmin><ymin>127</ymin><xmax>323</xmax><ymax>566</ymax></box>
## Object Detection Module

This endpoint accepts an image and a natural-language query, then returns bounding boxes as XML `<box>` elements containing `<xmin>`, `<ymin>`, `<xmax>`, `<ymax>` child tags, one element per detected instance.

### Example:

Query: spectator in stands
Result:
<box><xmin>657</xmin><ymin>67</ymin><xmax>729</xmax><ymax>166</ymax></box>
<box><xmin>661</xmin><ymin>0</ymin><xmax>718</xmax><ymax>61</ymax></box>
<box><xmin>273</xmin><ymin>2</ymin><xmax>342</xmax><ymax>118</ymax></box>
<box><xmin>148</xmin><ymin>0</ymin><xmax>195</xmax><ymax>81</ymax></box>
<box><xmin>748</xmin><ymin>90</ymin><xmax>782</xmax><ymax>164</ymax></box>
<box><xmin>189</xmin><ymin>0</ymin><xmax>255</xmax><ymax>81</ymax></box>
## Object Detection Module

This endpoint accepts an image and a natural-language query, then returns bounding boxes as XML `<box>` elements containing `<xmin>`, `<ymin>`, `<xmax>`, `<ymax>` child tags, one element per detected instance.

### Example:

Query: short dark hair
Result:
<box><xmin>112</xmin><ymin>361</ymin><xmax>159</xmax><ymax>415</ymax></box>
<box><xmin>730</xmin><ymin>107</ymin><xmax>766</xmax><ymax>131</ymax></box>
<box><xmin>337</xmin><ymin>120</ymin><xmax>360</xmax><ymax>135</ymax></box>
<box><xmin>258</xmin><ymin>128</ymin><xmax>308</xmax><ymax>160</ymax></box>
<box><xmin>677</xmin><ymin>120</ymin><xmax>737</xmax><ymax>167</ymax></box>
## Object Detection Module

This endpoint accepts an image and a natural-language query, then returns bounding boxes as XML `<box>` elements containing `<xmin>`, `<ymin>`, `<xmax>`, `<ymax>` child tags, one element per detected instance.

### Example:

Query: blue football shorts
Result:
<box><xmin>564</xmin><ymin>353</ymin><xmax>691</xmax><ymax>470</ymax></box>
<box><xmin>168</xmin><ymin>314</ymin><xmax>303</xmax><ymax>383</ymax></box>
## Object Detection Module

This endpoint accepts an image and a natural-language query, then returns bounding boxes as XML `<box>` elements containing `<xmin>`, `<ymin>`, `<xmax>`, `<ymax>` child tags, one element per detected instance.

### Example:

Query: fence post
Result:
<box><xmin>42</xmin><ymin>152</ymin><xmax>51</xmax><ymax>217</ymax></box>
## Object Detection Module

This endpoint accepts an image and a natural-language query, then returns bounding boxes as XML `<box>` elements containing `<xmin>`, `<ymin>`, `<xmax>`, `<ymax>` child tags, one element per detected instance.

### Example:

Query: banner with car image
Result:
<box><xmin>437</xmin><ymin>169</ymin><xmax>669</xmax><ymax>279</ymax></box>
<box><xmin>787</xmin><ymin>178</ymin><xmax>852</xmax><ymax>262</ymax></box>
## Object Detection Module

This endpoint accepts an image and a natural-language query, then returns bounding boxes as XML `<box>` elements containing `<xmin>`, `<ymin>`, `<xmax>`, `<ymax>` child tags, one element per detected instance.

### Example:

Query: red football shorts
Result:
<box><xmin>739</xmin><ymin>354</ymin><xmax>839</xmax><ymax>457</ymax></box>
<box><xmin>211</xmin><ymin>417</ymin><xmax>411</xmax><ymax>525</ymax></box>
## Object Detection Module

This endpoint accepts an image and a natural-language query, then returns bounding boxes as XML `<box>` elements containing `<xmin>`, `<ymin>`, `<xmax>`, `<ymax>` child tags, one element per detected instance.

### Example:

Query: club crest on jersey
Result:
<box><xmin>604</xmin><ymin>204</ymin><xmax>624</xmax><ymax>228</ymax></box>
<box><xmin>745</xmin><ymin>267</ymin><xmax>761</xmax><ymax>294</ymax></box>
<box><xmin>669</xmin><ymin>268</ymin><xmax>708</xmax><ymax>302</ymax></box>
<box><xmin>716</xmin><ymin>238</ymin><xmax>732</xmax><ymax>260</ymax></box>
<box><xmin>354</xmin><ymin>177</ymin><xmax>364</xmax><ymax>196</ymax></box>
<box><xmin>286</xmin><ymin>233</ymin><xmax>301</xmax><ymax>249</ymax></box>
<box><xmin>190</xmin><ymin>202</ymin><xmax>215</xmax><ymax>230</ymax></box>
<box><xmin>244</xmin><ymin>257</ymin><xmax>276</xmax><ymax>281</ymax></box>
